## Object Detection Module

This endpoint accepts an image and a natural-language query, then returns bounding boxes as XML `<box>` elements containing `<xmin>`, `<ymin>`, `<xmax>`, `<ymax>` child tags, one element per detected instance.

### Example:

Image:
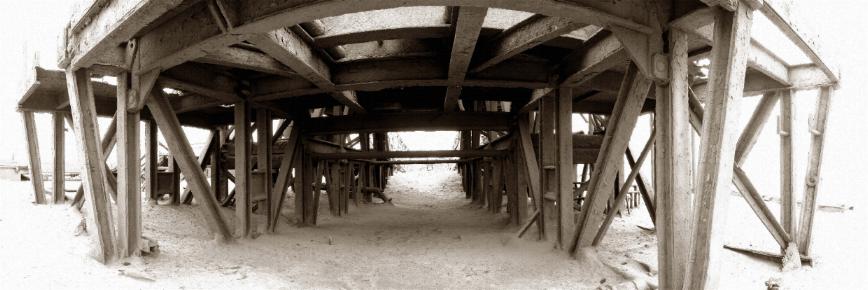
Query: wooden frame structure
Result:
<box><xmin>16</xmin><ymin>0</ymin><xmax>837</xmax><ymax>288</ymax></box>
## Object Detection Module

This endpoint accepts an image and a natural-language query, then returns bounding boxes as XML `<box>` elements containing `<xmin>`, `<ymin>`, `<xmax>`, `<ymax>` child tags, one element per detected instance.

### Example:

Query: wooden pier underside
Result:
<box><xmin>18</xmin><ymin>0</ymin><xmax>839</xmax><ymax>288</ymax></box>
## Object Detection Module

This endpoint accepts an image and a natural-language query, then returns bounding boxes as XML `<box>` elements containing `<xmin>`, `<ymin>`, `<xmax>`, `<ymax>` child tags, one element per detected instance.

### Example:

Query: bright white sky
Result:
<box><xmin>0</xmin><ymin>1</ymin><xmax>866</xmax><ymax>205</ymax></box>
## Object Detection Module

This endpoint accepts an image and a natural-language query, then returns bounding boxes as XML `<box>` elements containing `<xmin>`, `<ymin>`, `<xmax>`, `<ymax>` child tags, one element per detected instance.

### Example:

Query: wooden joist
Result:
<box><xmin>472</xmin><ymin>15</ymin><xmax>584</xmax><ymax>74</ymax></box>
<box><xmin>310</xmin><ymin>150</ymin><xmax>506</xmax><ymax>160</ymax></box>
<box><xmin>146</xmin><ymin>90</ymin><xmax>233</xmax><ymax>242</ymax></box>
<box><xmin>303</xmin><ymin>112</ymin><xmax>512</xmax><ymax>135</ymax></box>
<box><xmin>443</xmin><ymin>7</ymin><xmax>487</xmax><ymax>112</ymax></box>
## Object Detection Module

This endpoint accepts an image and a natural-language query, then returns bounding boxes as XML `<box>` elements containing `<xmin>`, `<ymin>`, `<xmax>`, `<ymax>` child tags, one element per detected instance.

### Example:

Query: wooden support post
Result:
<box><xmin>682</xmin><ymin>5</ymin><xmax>753</xmax><ymax>290</ymax></box>
<box><xmin>301</xmin><ymin>152</ymin><xmax>315</xmax><ymax>224</ymax></box>
<box><xmin>22</xmin><ymin>111</ymin><xmax>46</xmax><ymax>204</ymax></box>
<box><xmin>514</xmin><ymin>137</ymin><xmax>529</xmax><ymax>224</ymax></box>
<box><xmin>66</xmin><ymin>68</ymin><xmax>116</xmax><ymax>263</ymax></box>
<box><xmin>52</xmin><ymin>112</ymin><xmax>66</xmax><ymax>204</ymax></box>
<box><xmin>170</xmin><ymin>157</ymin><xmax>180</xmax><ymax>204</ymax></box>
<box><xmin>145</xmin><ymin>120</ymin><xmax>158</xmax><ymax>201</ymax></box>
<box><xmin>571</xmin><ymin>64</ymin><xmax>652</xmax><ymax>252</ymax></box>
<box><xmin>626</xmin><ymin>149</ymin><xmax>656</xmax><ymax>224</ymax></box>
<box><xmin>594</xmin><ymin>129</ymin><xmax>655</xmax><ymax>245</ymax></box>
<box><xmin>539</xmin><ymin>91</ymin><xmax>559</xmax><ymax>243</ymax></box>
<box><xmin>256</xmin><ymin>109</ymin><xmax>274</xmax><ymax>229</ymax></box>
<box><xmin>779</xmin><ymin>90</ymin><xmax>797</xmax><ymax>244</ymax></box>
<box><xmin>116</xmin><ymin>73</ymin><xmax>142</xmax><ymax>258</ymax></box>
<box><xmin>146</xmin><ymin>92</ymin><xmax>233</xmax><ymax>241</ymax></box>
<box><xmin>797</xmin><ymin>86</ymin><xmax>833</xmax><ymax>256</ymax></box>
<box><xmin>557</xmin><ymin>87</ymin><xmax>575</xmax><ymax>247</ymax></box>
<box><xmin>234</xmin><ymin>101</ymin><xmax>253</xmax><ymax>237</ymax></box>
<box><xmin>654</xmin><ymin>28</ymin><xmax>692</xmax><ymax>290</ymax></box>
<box><xmin>517</xmin><ymin>113</ymin><xmax>543</xmax><ymax>239</ymax></box>
<box><xmin>269</xmin><ymin>123</ymin><xmax>300</xmax><ymax>232</ymax></box>
<box><xmin>310</xmin><ymin>160</ymin><xmax>324</xmax><ymax>224</ymax></box>
<box><xmin>211</xmin><ymin>128</ymin><xmax>226</xmax><ymax>201</ymax></box>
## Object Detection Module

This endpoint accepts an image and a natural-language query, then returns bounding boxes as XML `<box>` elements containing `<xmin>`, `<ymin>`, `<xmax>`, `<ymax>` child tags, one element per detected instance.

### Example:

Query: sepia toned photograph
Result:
<box><xmin>0</xmin><ymin>0</ymin><xmax>865</xmax><ymax>289</ymax></box>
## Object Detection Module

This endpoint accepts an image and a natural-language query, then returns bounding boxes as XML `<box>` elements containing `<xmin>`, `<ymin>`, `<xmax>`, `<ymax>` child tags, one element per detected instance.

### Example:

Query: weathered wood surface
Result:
<box><xmin>22</xmin><ymin>111</ymin><xmax>46</xmax><ymax>204</ymax></box>
<box><xmin>797</xmin><ymin>86</ymin><xmax>833</xmax><ymax>256</ymax></box>
<box><xmin>116</xmin><ymin>74</ymin><xmax>142</xmax><ymax>258</ymax></box>
<box><xmin>52</xmin><ymin>112</ymin><xmax>66</xmax><ymax>204</ymax></box>
<box><xmin>682</xmin><ymin>6</ymin><xmax>753</xmax><ymax>290</ymax></box>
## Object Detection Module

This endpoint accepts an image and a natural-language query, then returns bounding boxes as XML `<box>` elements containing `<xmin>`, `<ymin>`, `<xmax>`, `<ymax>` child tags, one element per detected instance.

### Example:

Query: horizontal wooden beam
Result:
<box><xmin>310</xmin><ymin>150</ymin><xmax>506</xmax><ymax>160</ymax></box>
<box><xmin>367</xmin><ymin>159</ymin><xmax>466</xmax><ymax>165</ymax></box>
<box><xmin>303</xmin><ymin>112</ymin><xmax>512</xmax><ymax>135</ymax></box>
<box><xmin>759</xmin><ymin>0</ymin><xmax>839</xmax><ymax>83</ymax></box>
<box><xmin>197</xmin><ymin>46</ymin><xmax>296</xmax><ymax>77</ymax></box>
<box><xmin>471</xmin><ymin>15</ymin><xmax>585</xmax><ymax>73</ymax></box>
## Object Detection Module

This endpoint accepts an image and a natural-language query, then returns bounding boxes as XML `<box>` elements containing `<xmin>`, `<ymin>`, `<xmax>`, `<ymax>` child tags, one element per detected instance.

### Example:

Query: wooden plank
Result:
<box><xmin>571</xmin><ymin>64</ymin><xmax>651</xmax><ymax>251</ymax></box>
<box><xmin>472</xmin><ymin>15</ymin><xmax>584</xmax><ymax>73</ymax></box>
<box><xmin>557</xmin><ymin>87</ymin><xmax>575</xmax><ymax>247</ymax></box>
<box><xmin>682</xmin><ymin>6</ymin><xmax>753</xmax><ymax>290</ymax></box>
<box><xmin>797</xmin><ymin>86</ymin><xmax>833</xmax><ymax>256</ymax></box>
<box><xmin>443</xmin><ymin>7</ymin><xmax>487</xmax><ymax>112</ymax></box>
<box><xmin>234</xmin><ymin>101</ymin><xmax>253</xmax><ymax>237</ymax></box>
<box><xmin>779</xmin><ymin>90</ymin><xmax>797</xmax><ymax>241</ymax></box>
<box><xmin>22</xmin><ymin>111</ymin><xmax>46</xmax><ymax>204</ymax></box>
<box><xmin>256</xmin><ymin>109</ymin><xmax>274</xmax><ymax>229</ymax></box>
<box><xmin>52</xmin><ymin>112</ymin><xmax>65</xmax><ymax>204</ymax></box>
<box><xmin>116</xmin><ymin>73</ymin><xmax>142</xmax><ymax>258</ymax></box>
<box><xmin>146</xmin><ymin>91</ymin><xmax>233</xmax><ymax>241</ymax></box>
<box><xmin>310</xmin><ymin>150</ymin><xmax>505</xmax><ymax>160</ymax></box>
<box><xmin>66</xmin><ymin>68</ymin><xmax>116</xmax><ymax>263</ymax></box>
<box><xmin>303</xmin><ymin>112</ymin><xmax>511</xmax><ymax>135</ymax></box>
<box><xmin>594</xmin><ymin>128</ymin><xmax>654</xmax><ymax>245</ymax></box>
<box><xmin>654</xmin><ymin>29</ymin><xmax>692</xmax><ymax>290</ymax></box>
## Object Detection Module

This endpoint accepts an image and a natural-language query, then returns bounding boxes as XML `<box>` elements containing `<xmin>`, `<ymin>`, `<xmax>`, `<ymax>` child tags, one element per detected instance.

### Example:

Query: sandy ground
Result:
<box><xmin>1</xmin><ymin>166</ymin><xmax>865</xmax><ymax>289</ymax></box>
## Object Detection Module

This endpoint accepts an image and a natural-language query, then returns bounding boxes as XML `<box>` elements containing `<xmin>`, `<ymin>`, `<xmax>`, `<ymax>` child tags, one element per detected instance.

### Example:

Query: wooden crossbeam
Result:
<box><xmin>570</xmin><ymin>64</ymin><xmax>651</xmax><ymax>252</ymax></box>
<box><xmin>443</xmin><ymin>7</ymin><xmax>487</xmax><ymax>112</ymax></box>
<box><xmin>250</xmin><ymin>28</ymin><xmax>365</xmax><ymax>113</ymax></box>
<box><xmin>559</xmin><ymin>33</ymin><xmax>627</xmax><ymax>85</ymax></box>
<box><xmin>472</xmin><ymin>15</ymin><xmax>584</xmax><ymax>73</ymax></box>
<box><xmin>303</xmin><ymin>112</ymin><xmax>511</xmax><ymax>135</ymax></box>
<box><xmin>198</xmin><ymin>46</ymin><xmax>296</xmax><ymax>77</ymax></box>
<box><xmin>310</xmin><ymin>150</ymin><xmax>505</xmax><ymax>160</ymax></box>
<box><xmin>146</xmin><ymin>91</ymin><xmax>233</xmax><ymax>242</ymax></box>
<box><xmin>66</xmin><ymin>68</ymin><xmax>116</xmax><ymax>263</ymax></box>
<box><xmin>682</xmin><ymin>6</ymin><xmax>754</xmax><ymax>290</ymax></box>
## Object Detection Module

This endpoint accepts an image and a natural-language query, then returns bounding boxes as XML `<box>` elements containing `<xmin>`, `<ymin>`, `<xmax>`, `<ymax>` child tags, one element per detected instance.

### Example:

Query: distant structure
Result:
<box><xmin>17</xmin><ymin>1</ymin><xmax>836</xmax><ymax>289</ymax></box>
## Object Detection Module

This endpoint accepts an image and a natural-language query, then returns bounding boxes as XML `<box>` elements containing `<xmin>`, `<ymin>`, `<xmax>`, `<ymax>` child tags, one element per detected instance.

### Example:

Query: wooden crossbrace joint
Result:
<box><xmin>776</xmin><ymin>116</ymin><xmax>790</xmax><ymax>136</ymax></box>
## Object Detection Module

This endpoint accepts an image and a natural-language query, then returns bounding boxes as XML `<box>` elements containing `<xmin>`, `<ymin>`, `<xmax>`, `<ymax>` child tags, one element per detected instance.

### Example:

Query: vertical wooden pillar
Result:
<box><xmin>797</xmin><ymin>86</ymin><xmax>833</xmax><ymax>256</ymax></box>
<box><xmin>22</xmin><ymin>111</ymin><xmax>46</xmax><ymax>204</ymax></box>
<box><xmin>116</xmin><ymin>73</ymin><xmax>142</xmax><ymax>258</ymax></box>
<box><xmin>654</xmin><ymin>28</ymin><xmax>693</xmax><ymax>290</ymax></box>
<box><xmin>557</xmin><ymin>87</ymin><xmax>574</xmax><ymax>246</ymax></box>
<box><xmin>256</xmin><ymin>109</ymin><xmax>274</xmax><ymax>229</ymax></box>
<box><xmin>294</xmin><ymin>141</ymin><xmax>307</xmax><ymax>225</ymax></box>
<box><xmin>170</xmin><ymin>156</ymin><xmax>180</xmax><ymax>204</ymax></box>
<box><xmin>66</xmin><ymin>68</ymin><xmax>116</xmax><ymax>263</ymax></box>
<box><xmin>52</xmin><ymin>112</ymin><xmax>65</xmax><ymax>204</ymax></box>
<box><xmin>234</xmin><ymin>101</ymin><xmax>253</xmax><ymax>237</ymax></box>
<box><xmin>300</xmin><ymin>151</ymin><xmax>315</xmax><ymax>224</ymax></box>
<box><xmin>682</xmin><ymin>5</ymin><xmax>753</xmax><ymax>290</ymax></box>
<box><xmin>145</xmin><ymin>120</ymin><xmax>158</xmax><ymax>201</ymax></box>
<box><xmin>539</xmin><ymin>91</ymin><xmax>558</xmax><ymax>243</ymax></box>
<box><xmin>778</xmin><ymin>90</ymin><xmax>797</xmax><ymax>244</ymax></box>
<box><xmin>211</xmin><ymin>128</ymin><xmax>226</xmax><ymax>201</ymax></box>
<box><xmin>514</xmin><ymin>138</ymin><xmax>529</xmax><ymax>224</ymax></box>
